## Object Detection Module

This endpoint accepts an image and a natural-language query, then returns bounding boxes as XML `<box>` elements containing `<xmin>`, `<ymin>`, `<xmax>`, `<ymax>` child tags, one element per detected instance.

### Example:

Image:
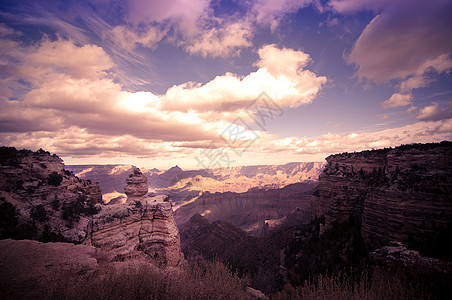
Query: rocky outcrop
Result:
<box><xmin>314</xmin><ymin>142</ymin><xmax>452</xmax><ymax>251</ymax></box>
<box><xmin>0</xmin><ymin>147</ymin><xmax>102</xmax><ymax>243</ymax></box>
<box><xmin>124</xmin><ymin>167</ymin><xmax>148</xmax><ymax>201</ymax></box>
<box><xmin>88</xmin><ymin>195</ymin><xmax>181</xmax><ymax>267</ymax></box>
<box><xmin>87</xmin><ymin>167</ymin><xmax>182</xmax><ymax>267</ymax></box>
<box><xmin>371</xmin><ymin>241</ymin><xmax>452</xmax><ymax>272</ymax></box>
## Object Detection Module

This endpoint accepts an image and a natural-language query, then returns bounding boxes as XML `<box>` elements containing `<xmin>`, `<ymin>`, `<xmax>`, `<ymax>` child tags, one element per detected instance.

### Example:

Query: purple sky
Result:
<box><xmin>1</xmin><ymin>0</ymin><xmax>451</xmax><ymax>169</ymax></box>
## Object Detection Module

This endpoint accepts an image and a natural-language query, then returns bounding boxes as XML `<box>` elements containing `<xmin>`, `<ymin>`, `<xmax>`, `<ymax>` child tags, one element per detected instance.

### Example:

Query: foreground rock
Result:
<box><xmin>87</xmin><ymin>168</ymin><xmax>182</xmax><ymax>267</ymax></box>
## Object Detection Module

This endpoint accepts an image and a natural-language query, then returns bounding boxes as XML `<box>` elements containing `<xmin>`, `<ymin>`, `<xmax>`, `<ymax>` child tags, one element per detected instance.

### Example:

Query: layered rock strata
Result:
<box><xmin>87</xmin><ymin>170</ymin><xmax>181</xmax><ymax>267</ymax></box>
<box><xmin>88</xmin><ymin>195</ymin><xmax>181</xmax><ymax>267</ymax></box>
<box><xmin>314</xmin><ymin>142</ymin><xmax>452</xmax><ymax>249</ymax></box>
<box><xmin>124</xmin><ymin>167</ymin><xmax>148</xmax><ymax>201</ymax></box>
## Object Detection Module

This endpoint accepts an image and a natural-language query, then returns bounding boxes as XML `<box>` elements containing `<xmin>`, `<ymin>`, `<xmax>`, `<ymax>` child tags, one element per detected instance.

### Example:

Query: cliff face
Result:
<box><xmin>314</xmin><ymin>142</ymin><xmax>452</xmax><ymax>250</ymax></box>
<box><xmin>0</xmin><ymin>147</ymin><xmax>102</xmax><ymax>243</ymax></box>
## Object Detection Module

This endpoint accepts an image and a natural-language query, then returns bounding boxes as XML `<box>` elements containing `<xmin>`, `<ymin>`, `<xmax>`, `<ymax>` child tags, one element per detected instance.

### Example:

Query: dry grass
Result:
<box><xmin>2</xmin><ymin>259</ymin><xmax>250</xmax><ymax>300</ymax></box>
<box><xmin>271</xmin><ymin>268</ymin><xmax>434</xmax><ymax>300</ymax></box>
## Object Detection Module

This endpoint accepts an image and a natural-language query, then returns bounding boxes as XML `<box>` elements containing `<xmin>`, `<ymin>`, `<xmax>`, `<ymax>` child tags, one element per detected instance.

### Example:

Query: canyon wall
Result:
<box><xmin>175</xmin><ymin>182</ymin><xmax>317</xmax><ymax>236</ymax></box>
<box><xmin>314</xmin><ymin>142</ymin><xmax>452</xmax><ymax>249</ymax></box>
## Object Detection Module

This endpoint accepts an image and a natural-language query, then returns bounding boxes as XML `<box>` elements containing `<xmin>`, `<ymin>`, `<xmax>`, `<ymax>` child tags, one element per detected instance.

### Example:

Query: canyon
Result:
<box><xmin>1</xmin><ymin>142</ymin><xmax>452</xmax><ymax>298</ymax></box>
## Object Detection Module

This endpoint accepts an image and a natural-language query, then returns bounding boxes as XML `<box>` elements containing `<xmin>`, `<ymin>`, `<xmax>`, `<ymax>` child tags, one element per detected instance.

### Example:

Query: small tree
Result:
<box><xmin>30</xmin><ymin>204</ymin><xmax>48</xmax><ymax>222</ymax></box>
<box><xmin>47</xmin><ymin>172</ymin><xmax>63</xmax><ymax>187</ymax></box>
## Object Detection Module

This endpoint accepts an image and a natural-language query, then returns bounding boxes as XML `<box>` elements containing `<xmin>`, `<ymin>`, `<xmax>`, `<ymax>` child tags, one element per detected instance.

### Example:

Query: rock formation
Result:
<box><xmin>124</xmin><ymin>167</ymin><xmax>148</xmax><ymax>201</ymax></box>
<box><xmin>88</xmin><ymin>195</ymin><xmax>181</xmax><ymax>267</ymax></box>
<box><xmin>370</xmin><ymin>241</ymin><xmax>452</xmax><ymax>272</ymax></box>
<box><xmin>0</xmin><ymin>147</ymin><xmax>182</xmax><ymax>268</ymax></box>
<box><xmin>0</xmin><ymin>147</ymin><xmax>102</xmax><ymax>243</ymax></box>
<box><xmin>87</xmin><ymin>168</ymin><xmax>182</xmax><ymax>267</ymax></box>
<box><xmin>313</xmin><ymin>142</ymin><xmax>452</xmax><ymax>251</ymax></box>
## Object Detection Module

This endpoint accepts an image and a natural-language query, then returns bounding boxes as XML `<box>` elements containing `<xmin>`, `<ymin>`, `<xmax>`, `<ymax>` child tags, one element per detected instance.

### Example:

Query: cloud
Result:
<box><xmin>381</xmin><ymin>93</ymin><xmax>412</xmax><ymax>108</ymax></box>
<box><xmin>123</xmin><ymin>0</ymin><xmax>209</xmax><ymax>35</ymax></box>
<box><xmin>0</xmin><ymin>31</ymin><xmax>327</xmax><ymax>163</ymax></box>
<box><xmin>162</xmin><ymin>44</ymin><xmax>326</xmax><ymax>112</ymax></box>
<box><xmin>382</xmin><ymin>54</ymin><xmax>452</xmax><ymax>108</ymax></box>
<box><xmin>254</xmin><ymin>118</ymin><xmax>452</xmax><ymax>157</ymax></box>
<box><xmin>184</xmin><ymin>21</ymin><xmax>253</xmax><ymax>57</ymax></box>
<box><xmin>88</xmin><ymin>0</ymin><xmax>320</xmax><ymax>58</ymax></box>
<box><xmin>417</xmin><ymin>102</ymin><xmax>452</xmax><ymax>122</ymax></box>
<box><xmin>334</xmin><ymin>0</ymin><xmax>452</xmax><ymax>109</ymax></box>
<box><xmin>23</xmin><ymin>39</ymin><xmax>114</xmax><ymax>81</ymax></box>
<box><xmin>342</xmin><ymin>0</ymin><xmax>452</xmax><ymax>82</ymax></box>
<box><xmin>111</xmin><ymin>25</ymin><xmax>166</xmax><ymax>50</ymax></box>
<box><xmin>252</xmin><ymin>0</ymin><xmax>317</xmax><ymax>30</ymax></box>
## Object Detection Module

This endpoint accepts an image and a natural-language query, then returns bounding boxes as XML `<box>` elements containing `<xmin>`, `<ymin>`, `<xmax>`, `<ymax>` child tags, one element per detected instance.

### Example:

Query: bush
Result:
<box><xmin>47</xmin><ymin>172</ymin><xmax>63</xmax><ymax>187</ymax></box>
<box><xmin>0</xmin><ymin>201</ymin><xmax>18</xmax><ymax>238</ymax></box>
<box><xmin>30</xmin><ymin>205</ymin><xmax>48</xmax><ymax>222</ymax></box>
<box><xmin>62</xmin><ymin>200</ymin><xmax>84</xmax><ymax>223</ymax></box>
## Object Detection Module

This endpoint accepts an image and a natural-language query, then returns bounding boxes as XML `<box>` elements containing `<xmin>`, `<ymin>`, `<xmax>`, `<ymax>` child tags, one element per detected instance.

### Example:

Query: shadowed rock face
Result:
<box><xmin>314</xmin><ymin>142</ymin><xmax>452</xmax><ymax>250</ymax></box>
<box><xmin>124</xmin><ymin>167</ymin><xmax>148</xmax><ymax>201</ymax></box>
<box><xmin>0</xmin><ymin>147</ymin><xmax>102</xmax><ymax>243</ymax></box>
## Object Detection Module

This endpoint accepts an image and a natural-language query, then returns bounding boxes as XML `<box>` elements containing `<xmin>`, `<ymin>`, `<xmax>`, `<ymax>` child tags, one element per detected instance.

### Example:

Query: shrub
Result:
<box><xmin>47</xmin><ymin>172</ymin><xmax>63</xmax><ymax>187</ymax></box>
<box><xmin>62</xmin><ymin>200</ymin><xmax>84</xmax><ymax>223</ymax></box>
<box><xmin>30</xmin><ymin>205</ymin><xmax>48</xmax><ymax>222</ymax></box>
<box><xmin>0</xmin><ymin>201</ymin><xmax>18</xmax><ymax>238</ymax></box>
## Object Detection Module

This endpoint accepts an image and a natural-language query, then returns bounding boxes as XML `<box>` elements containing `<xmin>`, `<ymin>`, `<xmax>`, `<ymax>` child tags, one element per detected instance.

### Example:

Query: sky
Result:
<box><xmin>0</xmin><ymin>0</ymin><xmax>451</xmax><ymax>170</ymax></box>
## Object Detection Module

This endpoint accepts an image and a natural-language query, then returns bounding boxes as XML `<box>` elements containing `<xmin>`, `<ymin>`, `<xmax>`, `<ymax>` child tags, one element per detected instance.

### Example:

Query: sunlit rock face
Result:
<box><xmin>124</xmin><ymin>167</ymin><xmax>148</xmax><ymax>201</ymax></box>
<box><xmin>88</xmin><ymin>178</ymin><xmax>181</xmax><ymax>267</ymax></box>
<box><xmin>313</xmin><ymin>142</ymin><xmax>452</xmax><ymax>249</ymax></box>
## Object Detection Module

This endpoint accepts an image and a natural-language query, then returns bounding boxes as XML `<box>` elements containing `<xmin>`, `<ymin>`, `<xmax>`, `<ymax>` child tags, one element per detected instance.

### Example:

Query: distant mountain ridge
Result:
<box><xmin>67</xmin><ymin>162</ymin><xmax>324</xmax><ymax>201</ymax></box>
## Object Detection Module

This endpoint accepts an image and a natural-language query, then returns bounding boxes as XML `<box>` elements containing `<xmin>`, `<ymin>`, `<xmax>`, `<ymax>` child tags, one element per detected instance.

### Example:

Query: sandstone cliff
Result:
<box><xmin>314</xmin><ymin>141</ymin><xmax>452</xmax><ymax>251</ymax></box>
<box><xmin>0</xmin><ymin>147</ymin><xmax>102</xmax><ymax>243</ymax></box>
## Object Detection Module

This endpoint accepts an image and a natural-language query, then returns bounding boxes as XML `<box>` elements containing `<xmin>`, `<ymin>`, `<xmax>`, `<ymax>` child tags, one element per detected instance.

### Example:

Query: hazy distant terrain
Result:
<box><xmin>67</xmin><ymin>162</ymin><xmax>324</xmax><ymax>234</ymax></box>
